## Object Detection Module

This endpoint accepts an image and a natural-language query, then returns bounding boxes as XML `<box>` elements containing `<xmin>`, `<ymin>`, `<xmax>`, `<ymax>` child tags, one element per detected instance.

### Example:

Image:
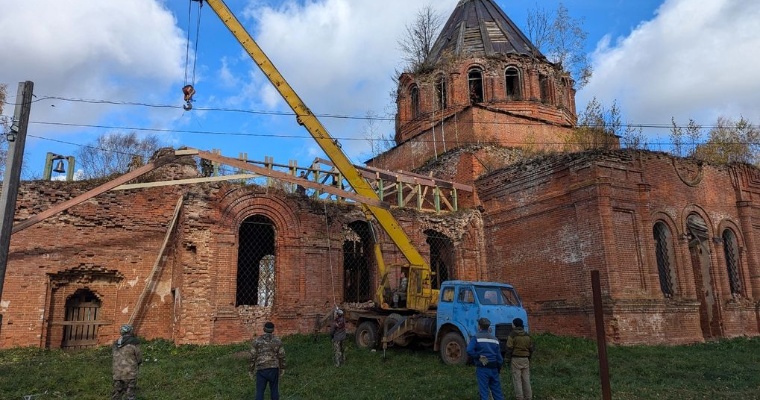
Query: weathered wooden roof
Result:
<box><xmin>424</xmin><ymin>0</ymin><xmax>544</xmax><ymax>66</ymax></box>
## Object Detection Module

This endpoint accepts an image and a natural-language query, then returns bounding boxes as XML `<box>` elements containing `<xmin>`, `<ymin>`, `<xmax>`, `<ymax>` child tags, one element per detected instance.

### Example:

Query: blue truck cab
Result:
<box><xmin>435</xmin><ymin>281</ymin><xmax>528</xmax><ymax>365</ymax></box>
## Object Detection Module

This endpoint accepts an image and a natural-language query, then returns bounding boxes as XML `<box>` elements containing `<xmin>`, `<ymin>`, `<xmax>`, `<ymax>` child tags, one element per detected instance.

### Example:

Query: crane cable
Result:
<box><xmin>323</xmin><ymin>202</ymin><xmax>337</xmax><ymax>308</ymax></box>
<box><xmin>183</xmin><ymin>1</ymin><xmax>203</xmax><ymax>110</ymax></box>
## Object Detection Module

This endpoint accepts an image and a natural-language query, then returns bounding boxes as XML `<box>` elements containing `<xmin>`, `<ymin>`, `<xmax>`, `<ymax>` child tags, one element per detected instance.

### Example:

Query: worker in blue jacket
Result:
<box><xmin>466</xmin><ymin>317</ymin><xmax>505</xmax><ymax>400</ymax></box>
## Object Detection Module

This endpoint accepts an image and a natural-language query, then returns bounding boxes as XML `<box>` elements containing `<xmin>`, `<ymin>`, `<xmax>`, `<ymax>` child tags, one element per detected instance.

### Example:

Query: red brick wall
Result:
<box><xmin>2</xmin><ymin>181</ymin><xmax>184</xmax><ymax>348</ymax></box>
<box><xmin>5</xmin><ymin>150</ymin><xmax>759</xmax><ymax>349</ymax></box>
<box><xmin>0</xmin><ymin>172</ymin><xmax>485</xmax><ymax>349</ymax></box>
<box><xmin>476</xmin><ymin>150</ymin><xmax>760</xmax><ymax>344</ymax></box>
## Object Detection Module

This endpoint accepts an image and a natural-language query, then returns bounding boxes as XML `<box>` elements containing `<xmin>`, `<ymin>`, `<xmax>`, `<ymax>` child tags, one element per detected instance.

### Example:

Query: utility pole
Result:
<box><xmin>0</xmin><ymin>81</ymin><xmax>33</xmax><ymax>330</ymax></box>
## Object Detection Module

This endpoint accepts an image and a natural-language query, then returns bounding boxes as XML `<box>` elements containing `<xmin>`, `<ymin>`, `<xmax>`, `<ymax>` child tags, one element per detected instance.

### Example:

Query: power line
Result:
<box><xmin>13</xmin><ymin>94</ymin><xmax>758</xmax><ymax>129</ymax></box>
<box><xmin>27</xmin><ymin>127</ymin><xmax>755</xmax><ymax>153</ymax></box>
<box><xmin>26</xmin><ymin>134</ymin><xmax>146</xmax><ymax>158</ymax></box>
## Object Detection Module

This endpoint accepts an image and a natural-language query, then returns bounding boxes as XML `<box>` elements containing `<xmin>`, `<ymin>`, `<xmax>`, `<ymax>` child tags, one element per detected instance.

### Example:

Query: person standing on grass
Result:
<box><xmin>250</xmin><ymin>321</ymin><xmax>286</xmax><ymax>400</ymax></box>
<box><xmin>330</xmin><ymin>308</ymin><xmax>347</xmax><ymax>367</ymax></box>
<box><xmin>466</xmin><ymin>317</ymin><xmax>505</xmax><ymax>400</ymax></box>
<box><xmin>112</xmin><ymin>324</ymin><xmax>143</xmax><ymax>400</ymax></box>
<box><xmin>506</xmin><ymin>317</ymin><xmax>534</xmax><ymax>400</ymax></box>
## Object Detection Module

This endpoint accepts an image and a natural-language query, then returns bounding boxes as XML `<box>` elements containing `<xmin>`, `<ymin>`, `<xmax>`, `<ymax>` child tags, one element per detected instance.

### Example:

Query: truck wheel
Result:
<box><xmin>440</xmin><ymin>332</ymin><xmax>467</xmax><ymax>365</ymax></box>
<box><xmin>355</xmin><ymin>321</ymin><xmax>379</xmax><ymax>349</ymax></box>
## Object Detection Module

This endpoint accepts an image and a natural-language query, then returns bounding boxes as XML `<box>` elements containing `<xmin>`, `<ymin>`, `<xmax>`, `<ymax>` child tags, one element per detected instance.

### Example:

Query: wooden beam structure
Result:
<box><xmin>184</xmin><ymin>149</ymin><xmax>388</xmax><ymax>208</ymax></box>
<box><xmin>311</xmin><ymin>158</ymin><xmax>470</xmax><ymax>212</ymax></box>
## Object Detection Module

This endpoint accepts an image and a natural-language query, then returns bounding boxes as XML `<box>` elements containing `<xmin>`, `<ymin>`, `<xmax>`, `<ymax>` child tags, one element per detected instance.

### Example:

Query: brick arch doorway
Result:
<box><xmin>62</xmin><ymin>289</ymin><xmax>102</xmax><ymax>350</ymax></box>
<box><xmin>425</xmin><ymin>229</ymin><xmax>454</xmax><ymax>289</ymax></box>
<box><xmin>686</xmin><ymin>214</ymin><xmax>721</xmax><ymax>339</ymax></box>
<box><xmin>343</xmin><ymin>221</ymin><xmax>375</xmax><ymax>303</ymax></box>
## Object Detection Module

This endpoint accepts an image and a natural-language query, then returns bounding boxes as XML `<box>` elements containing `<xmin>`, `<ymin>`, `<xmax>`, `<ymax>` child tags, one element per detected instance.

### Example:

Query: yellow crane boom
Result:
<box><xmin>198</xmin><ymin>0</ymin><xmax>434</xmax><ymax>311</ymax></box>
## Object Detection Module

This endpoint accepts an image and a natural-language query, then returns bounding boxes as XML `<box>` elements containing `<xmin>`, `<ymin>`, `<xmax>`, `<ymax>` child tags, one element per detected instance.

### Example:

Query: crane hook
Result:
<box><xmin>182</xmin><ymin>84</ymin><xmax>196</xmax><ymax>111</ymax></box>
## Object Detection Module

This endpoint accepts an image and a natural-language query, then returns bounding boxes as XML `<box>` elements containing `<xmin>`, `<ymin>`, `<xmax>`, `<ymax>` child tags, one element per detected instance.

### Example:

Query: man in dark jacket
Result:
<box><xmin>112</xmin><ymin>324</ymin><xmax>142</xmax><ymax>400</ymax></box>
<box><xmin>466</xmin><ymin>318</ymin><xmax>505</xmax><ymax>400</ymax></box>
<box><xmin>506</xmin><ymin>318</ymin><xmax>534</xmax><ymax>400</ymax></box>
<box><xmin>250</xmin><ymin>321</ymin><xmax>286</xmax><ymax>400</ymax></box>
<box><xmin>330</xmin><ymin>308</ymin><xmax>347</xmax><ymax>367</ymax></box>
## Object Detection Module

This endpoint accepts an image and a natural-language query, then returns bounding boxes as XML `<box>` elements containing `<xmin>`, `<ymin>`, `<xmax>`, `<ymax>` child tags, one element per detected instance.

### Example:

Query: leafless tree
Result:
<box><xmin>527</xmin><ymin>2</ymin><xmax>592</xmax><ymax>88</ymax></box>
<box><xmin>567</xmin><ymin>98</ymin><xmax>646</xmax><ymax>151</ymax></box>
<box><xmin>670</xmin><ymin>117</ymin><xmax>685</xmax><ymax>157</ymax></box>
<box><xmin>76</xmin><ymin>132</ymin><xmax>163</xmax><ymax>179</ymax></box>
<box><xmin>361</xmin><ymin>110</ymin><xmax>395</xmax><ymax>161</ymax></box>
<box><xmin>398</xmin><ymin>4</ymin><xmax>443</xmax><ymax>74</ymax></box>
<box><xmin>670</xmin><ymin>118</ymin><xmax>703</xmax><ymax>157</ymax></box>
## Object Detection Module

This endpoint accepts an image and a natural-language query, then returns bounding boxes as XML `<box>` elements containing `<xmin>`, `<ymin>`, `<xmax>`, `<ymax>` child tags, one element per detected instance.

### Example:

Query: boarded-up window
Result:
<box><xmin>653</xmin><ymin>222</ymin><xmax>676</xmax><ymax>297</ymax></box>
<box><xmin>722</xmin><ymin>229</ymin><xmax>743</xmax><ymax>295</ymax></box>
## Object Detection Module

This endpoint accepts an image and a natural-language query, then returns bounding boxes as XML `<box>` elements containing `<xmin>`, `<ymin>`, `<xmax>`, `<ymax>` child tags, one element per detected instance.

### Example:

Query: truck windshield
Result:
<box><xmin>475</xmin><ymin>287</ymin><xmax>521</xmax><ymax>306</ymax></box>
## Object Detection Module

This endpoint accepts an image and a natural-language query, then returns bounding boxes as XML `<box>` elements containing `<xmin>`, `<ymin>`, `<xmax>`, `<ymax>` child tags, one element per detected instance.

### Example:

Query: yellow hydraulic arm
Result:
<box><xmin>198</xmin><ymin>0</ymin><xmax>435</xmax><ymax>311</ymax></box>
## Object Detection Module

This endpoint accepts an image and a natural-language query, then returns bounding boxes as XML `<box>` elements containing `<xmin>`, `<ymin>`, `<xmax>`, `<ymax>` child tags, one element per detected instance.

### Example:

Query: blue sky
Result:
<box><xmin>1</xmin><ymin>0</ymin><xmax>759</xmax><ymax>179</ymax></box>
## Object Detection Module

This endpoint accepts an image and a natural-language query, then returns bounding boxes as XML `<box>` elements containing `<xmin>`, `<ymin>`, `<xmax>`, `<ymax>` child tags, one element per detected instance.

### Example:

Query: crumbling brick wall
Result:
<box><xmin>0</xmin><ymin>160</ymin><xmax>484</xmax><ymax>349</ymax></box>
<box><xmin>3</xmin><ymin>180</ymin><xmax>184</xmax><ymax>348</ymax></box>
<box><xmin>476</xmin><ymin>149</ymin><xmax>760</xmax><ymax>344</ymax></box>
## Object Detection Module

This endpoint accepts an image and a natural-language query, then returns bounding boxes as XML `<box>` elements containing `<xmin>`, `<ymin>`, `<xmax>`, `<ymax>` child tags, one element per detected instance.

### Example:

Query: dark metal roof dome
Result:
<box><xmin>424</xmin><ymin>0</ymin><xmax>544</xmax><ymax>66</ymax></box>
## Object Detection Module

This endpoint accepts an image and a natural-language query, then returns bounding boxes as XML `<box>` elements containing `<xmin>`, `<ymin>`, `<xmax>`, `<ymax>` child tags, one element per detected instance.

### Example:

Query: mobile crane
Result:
<box><xmin>196</xmin><ymin>0</ymin><xmax>527</xmax><ymax>364</ymax></box>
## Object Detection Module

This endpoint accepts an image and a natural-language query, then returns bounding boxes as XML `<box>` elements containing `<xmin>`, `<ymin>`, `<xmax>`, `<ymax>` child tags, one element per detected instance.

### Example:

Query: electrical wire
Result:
<box><xmin>27</xmin><ymin>120</ymin><xmax>760</xmax><ymax>148</ymax></box>
<box><xmin>10</xmin><ymin>94</ymin><xmax>758</xmax><ymax>130</ymax></box>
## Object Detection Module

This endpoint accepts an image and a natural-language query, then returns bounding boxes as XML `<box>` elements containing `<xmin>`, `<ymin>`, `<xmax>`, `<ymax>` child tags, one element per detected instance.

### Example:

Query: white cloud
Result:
<box><xmin>0</xmin><ymin>0</ymin><xmax>187</xmax><ymax>134</ymax></box>
<box><xmin>237</xmin><ymin>0</ymin><xmax>458</xmax><ymax>156</ymax></box>
<box><xmin>581</xmin><ymin>0</ymin><xmax>760</xmax><ymax>131</ymax></box>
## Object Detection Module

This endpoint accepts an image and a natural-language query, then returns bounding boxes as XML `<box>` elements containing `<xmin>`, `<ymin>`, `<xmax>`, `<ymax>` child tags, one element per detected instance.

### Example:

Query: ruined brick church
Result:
<box><xmin>2</xmin><ymin>0</ymin><xmax>758</xmax><ymax>350</ymax></box>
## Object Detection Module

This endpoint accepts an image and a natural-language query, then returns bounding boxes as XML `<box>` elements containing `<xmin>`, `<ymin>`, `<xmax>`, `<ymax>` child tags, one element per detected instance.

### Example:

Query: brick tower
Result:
<box><xmin>370</xmin><ymin>0</ymin><xmax>578</xmax><ymax>180</ymax></box>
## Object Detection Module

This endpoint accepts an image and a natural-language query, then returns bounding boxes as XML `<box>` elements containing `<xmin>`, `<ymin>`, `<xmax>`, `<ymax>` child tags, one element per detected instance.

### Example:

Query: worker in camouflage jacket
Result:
<box><xmin>330</xmin><ymin>308</ymin><xmax>347</xmax><ymax>367</ymax></box>
<box><xmin>250</xmin><ymin>321</ymin><xmax>286</xmax><ymax>400</ymax></box>
<box><xmin>111</xmin><ymin>324</ymin><xmax>143</xmax><ymax>400</ymax></box>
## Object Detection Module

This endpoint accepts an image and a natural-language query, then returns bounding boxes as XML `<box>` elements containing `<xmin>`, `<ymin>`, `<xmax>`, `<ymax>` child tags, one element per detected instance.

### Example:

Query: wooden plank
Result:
<box><xmin>129</xmin><ymin>196</ymin><xmax>183</xmax><ymax>327</ymax></box>
<box><xmin>51</xmin><ymin>320</ymin><xmax>114</xmax><ymax>326</ymax></box>
<box><xmin>113</xmin><ymin>174</ymin><xmax>259</xmax><ymax>190</ymax></box>
<box><xmin>362</xmin><ymin>164</ymin><xmax>473</xmax><ymax>192</ymax></box>
<box><xmin>440</xmin><ymin>192</ymin><xmax>454</xmax><ymax>211</ymax></box>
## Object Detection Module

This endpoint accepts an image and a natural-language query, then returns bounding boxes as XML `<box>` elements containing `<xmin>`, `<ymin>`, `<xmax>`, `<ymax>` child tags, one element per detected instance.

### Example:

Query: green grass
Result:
<box><xmin>1</xmin><ymin>334</ymin><xmax>760</xmax><ymax>399</ymax></box>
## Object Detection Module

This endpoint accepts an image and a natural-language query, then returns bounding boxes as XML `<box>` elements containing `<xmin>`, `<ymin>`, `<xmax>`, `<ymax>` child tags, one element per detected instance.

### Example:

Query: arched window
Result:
<box><xmin>237</xmin><ymin>215</ymin><xmax>276</xmax><ymax>307</ymax></box>
<box><xmin>558</xmin><ymin>77</ymin><xmax>568</xmax><ymax>108</ymax></box>
<box><xmin>722</xmin><ymin>229</ymin><xmax>743</xmax><ymax>295</ymax></box>
<box><xmin>410</xmin><ymin>84</ymin><xmax>420</xmax><ymax>119</ymax></box>
<box><xmin>653</xmin><ymin>222</ymin><xmax>676</xmax><ymax>297</ymax></box>
<box><xmin>343</xmin><ymin>221</ymin><xmax>375</xmax><ymax>303</ymax></box>
<box><xmin>435</xmin><ymin>75</ymin><xmax>447</xmax><ymax>111</ymax></box>
<box><xmin>505</xmin><ymin>67</ymin><xmax>521</xmax><ymax>100</ymax></box>
<box><xmin>539</xmin><ymin>74</ymin><xmax>550</xmax><ymax>103</ymax></box>
<box><xmin>468</xmin><ymin>68</ymin><xmax>484</xmax><ymax>103</ymax></box>
<box><xmin>425</xmin><ymin>229</ymin><xmax>454</xmax><ymax>289</ymax></box>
